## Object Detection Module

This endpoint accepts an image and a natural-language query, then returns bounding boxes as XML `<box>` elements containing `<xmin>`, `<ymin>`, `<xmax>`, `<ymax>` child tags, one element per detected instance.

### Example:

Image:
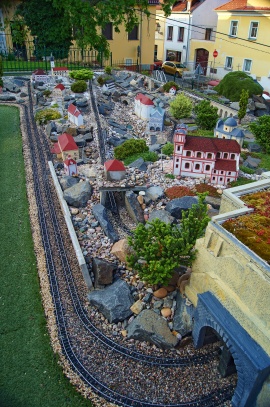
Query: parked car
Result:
<box><xmin>153</xmin><ymin>58</ymin><xmax>163</xmax><ymax>70</ymax></box>
<box><xmin>161</xmin><ymin>61</ymin><xmax>188</xmax><ymax>77</ymax></box>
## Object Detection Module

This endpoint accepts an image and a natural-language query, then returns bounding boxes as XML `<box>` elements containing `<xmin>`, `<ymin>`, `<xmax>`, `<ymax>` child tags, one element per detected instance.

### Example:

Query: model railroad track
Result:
<box><xmin>5</xmin><ymin>82</ymin><xmax>235</xmax><ymax>406</ymax></box>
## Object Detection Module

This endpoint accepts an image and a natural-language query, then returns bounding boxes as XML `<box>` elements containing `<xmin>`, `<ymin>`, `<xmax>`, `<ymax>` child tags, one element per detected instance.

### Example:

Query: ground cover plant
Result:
<box><xmin>165</xmin><ymin>184</ymin><xmax>220</xmax><ymax>200</ymax></box>
<box><xmin>34</xmin><ymin>108</ymin><xmax>61</xmax><ymax>124</ymax></box>
<box><xmin>0</xmin><ymin>106</ymin><xmax>92</xmax><ymax>407</ymax></box>
<box><xmin>123</xmin><ymin>151</ymin><xmax>158</xmax><ymax>165</ymax></box>
<box><xmin>114</xmin><ymin>139</ymin><xmax>148</xmax><ymax>160</ymax></box>
<box><xmin>222</xmin><ymin>189</ymin><xmax>270</xmax><ymax>264</ymax></box>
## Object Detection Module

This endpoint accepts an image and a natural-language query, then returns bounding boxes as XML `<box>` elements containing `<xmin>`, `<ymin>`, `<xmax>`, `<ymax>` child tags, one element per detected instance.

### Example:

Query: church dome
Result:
<box><xmin>224</xmin><ymin>117</ymin><xmax>237</xmax><ymax>126</ymax></box>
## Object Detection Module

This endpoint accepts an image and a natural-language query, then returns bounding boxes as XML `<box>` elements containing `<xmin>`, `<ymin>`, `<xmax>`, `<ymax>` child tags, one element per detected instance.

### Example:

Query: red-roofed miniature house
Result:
<box><xmin>134</xmin><ymin>93</ymin><xmax>154</xmax><ymax>120</ymax></box>
<box><xmin>104</xmin><ymin>159</ymin><xmax>126</xmax><ymax>181</ymax></box>
<box><xmin>64</xmin><ymin>155</ymin><xmax>78</xmax><ymax>176</ymax></box>
<box><xmin>51</xmin><ymin>133</ymin><xmax>79</xmax><ymax>161</ymax></box>
<box><xmin>172</xmin><ymin>129</ymin><xmax>241</xmax><ymax>186</ymax></box>
<box><xmin>51</xmin><ymin>67</ymin><xmax>69</xmax><ymax>77</ymax></box>
<box><xmin>32</xmin><ymin>69</ymin><xmax>48</xmax><ymax>83</ymax></box>
<box><xmin>68</xmin><ymin>103</ymin><xmax>84</xmax><ymax>126</ymax></box>
<box><xmin>52</xmin><ymin>83</ymin><xmax>66</xmax><ymax>97</ymax></box>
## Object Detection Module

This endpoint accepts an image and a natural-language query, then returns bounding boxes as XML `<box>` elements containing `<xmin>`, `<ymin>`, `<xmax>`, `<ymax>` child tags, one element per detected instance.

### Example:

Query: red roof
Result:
<box><xmin>184</xmin><ymin>136</ymin><xmax>241</xmax><ymax>154</ymax></box>
<box><xmin>172</xmin><ymin>0</ymin><xmax>202</xmax><ymax>12</ymax></box>
<box><xmin>51</xmin><ymin>143</ymin><xmax>61</xmax><ymax>154</ymax></box>
<box><xmin>104</xmin><ymin>159</ymin><xmax>125</xmax><ymax>171</ymax></box>
<box><xmin>68</xmin><ymin>103</ymin><xmax>82</xmax><ymax>117</ymax></box>
<box><xmin>135</xmin><ymin>93</ymin><xmax>154</xmax><ymax>106</ymax></box>
<box><xmin>53</xmin><ymin>67</ymin><xmax>68</xmax><ymax>71</ymax></box>
<box><xmin>215</xmin><ymin>0</ymin><xmax>270</xmax><ymax>11</ymax></box>
<box><xmin>55</xmin><ymin>83</ymin><xmax>65</xmax><ymax>91</ymax></box>
<box><xmin>58</xmin><ymin>133</ymin><xmax>78</xmax><ymax>152</ymax></box>
<box><xmin>33</xmin><ymin>69</ymin><xmax>47</xmax><ymax>75</ymax></box>
<box><xmin>214</xmin><ymin>159</ymin><xmax>237</xmax><ymax>171</ymax></box>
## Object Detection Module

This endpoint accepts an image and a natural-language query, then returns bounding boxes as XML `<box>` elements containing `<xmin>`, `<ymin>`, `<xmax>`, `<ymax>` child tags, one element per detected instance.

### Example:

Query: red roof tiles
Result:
<box><xmin>135</xmin><ymin>93</ymin><xmax>154</xmax><ymax>106</ymax></box>
<box><xmin>58</xmin><ymin>133</ymin><xmax>78</xmax><ymax>152</ymax></box>
<box><xmin>104</xmin><ymin>159</ymin><xmax>125</xmax><ymax>171</ymax></box>
<box><xmin>215</xmin><ymin>159</ymin><xmax>237</xmax><ymax>171</ymax></box>
<box><xmin>184</xmin><ymin>136</ymin><xmax>241</xmax><ymax>154</ymax></box>
<box><xmin>68</xmin><ymin>103</ymin><xmax>82</xmax><ymax>117</ymax></box>
<box><xmin>55</xmin><ymin>83</ymin><xmax>65</xmax><ymax>91</ymax></box>
<box><xmin>215</xmin><ymin>0</ymin><xmax>270</xmax><ymax>11</ymax></box>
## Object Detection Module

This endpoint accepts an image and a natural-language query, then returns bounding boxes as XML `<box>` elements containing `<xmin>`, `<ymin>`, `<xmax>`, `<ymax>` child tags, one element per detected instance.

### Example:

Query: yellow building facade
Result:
<box><xmin>189</xmin><ymin>0</ymin><xmax>270</xmax><ymax>92</ymax></box>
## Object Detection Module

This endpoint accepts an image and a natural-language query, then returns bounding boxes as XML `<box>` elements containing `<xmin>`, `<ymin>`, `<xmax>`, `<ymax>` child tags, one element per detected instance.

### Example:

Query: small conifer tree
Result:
<box><xmin>238</xmin><ymin>89</ymin><xmax>249</xmax><ymax>123</ymax></box>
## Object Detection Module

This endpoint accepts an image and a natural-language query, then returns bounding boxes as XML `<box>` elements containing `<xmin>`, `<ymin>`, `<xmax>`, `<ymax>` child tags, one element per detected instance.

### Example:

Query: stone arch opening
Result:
<box><xmin>193</xmin><ymin>292</ymin><xmax>270</xmax><ymax>407</ymax></box>
<box><xmin>224</xmin><ymin>111</ymin><xmax>228</xmax><ymax>118</ymax></box>
<box><xmin>219</xmin><ymin>108</ymin><xmax>223</xmax><ymax>117</ymax></box>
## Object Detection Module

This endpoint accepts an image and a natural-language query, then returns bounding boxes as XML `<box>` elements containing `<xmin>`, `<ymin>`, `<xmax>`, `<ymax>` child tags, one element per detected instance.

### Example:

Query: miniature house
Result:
<box><xmin>169</xmin><ymin>86</ymin><xmax>177</xmax><ymax>95</ymax></box>
<box><xmin>51</xmin><ymin>67</ymin><xmax>69</xmax><ymax>77</ymax></box>
<box><xmin>134</xmin><ymin>93</ymin><xmax>154</xmax><ymax>120</ymax></box>
<box><xmin>68</xmin><ymin>103</ymin><xmax>84</xmax><ymax>126</ymax></box>
<box><xmin>51</xmin><ymin>132</ymin><xmax>79</xmax><ymax>161</ymax></box>
<box><xmin>148</xmin><ymin>105</ymin><xmax>165</xmax><ymax>131</ymax></box>
<box><xmin>64</xmin><ymin>155</ymin><xmax>77</xmax><ymax>176</ymax></box>
<box><xmin>104</xmin><ymin>159</ymin><xmax>126</xmax><ymax>181</ymax></box>
<box><xmin>53</xmin><ymin>83</ymin><xmax>65</xmax><ymax>97</ymax></box>
<box><xmin>32</xmin><ymin>69</ymin><xmax>48</xmax><ymax>83</ymax></box>
<box><xmin>214</xmin><ymin>117</ymin><xmax>245</xmax><ymax>147</ymax></box>
<box><xmin>172</xmin><ymin>128</ymin><xmax>241</xmax><ymax>186</ymax></box>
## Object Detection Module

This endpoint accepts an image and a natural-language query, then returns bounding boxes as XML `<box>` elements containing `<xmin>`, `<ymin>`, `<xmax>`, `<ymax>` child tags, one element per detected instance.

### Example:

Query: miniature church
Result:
<box><xmin>214</xmin><ymin>117</ymin><xmax>245</xmax><ymax>147</ymax></box>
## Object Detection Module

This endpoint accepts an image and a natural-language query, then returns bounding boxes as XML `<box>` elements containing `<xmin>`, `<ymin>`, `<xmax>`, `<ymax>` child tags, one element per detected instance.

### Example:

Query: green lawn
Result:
<box><xmin>0</xmin><ymin>106</ymin><xmax>93</xmax><ymax>407</ymax></box>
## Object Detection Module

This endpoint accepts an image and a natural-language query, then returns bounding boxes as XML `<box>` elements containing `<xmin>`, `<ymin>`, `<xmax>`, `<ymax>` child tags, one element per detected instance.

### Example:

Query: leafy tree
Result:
<box><xmin>14</xmin><ymin>0</ymin><xmax>174</xmax><ymax>58</ymax></box>
<box><xmin>69</xmin><ymin>69</ymin><xmax>94</xmax><ymax>81</ymax></box>
<box><xmin>34</xmin><ymin>108</ymin><xmax>61</xmax><ymax>124</ymax></box>
<box><xmin>194</xmin><ymin>100</ymin><xmax>219</xmax><ymax>130</ymax></box>
<box><xmin>238</xmin><ymin>89</ymin><xmax>249</xmax><ymax>123</ymax></box>
<box><xmin>214</xmin><ymin>71</ymin><xmax>263</xmax><ymax>102</ymax></box>
<box><xmin>114</xmin><ymin>139</ymin><xmax>148</xmax><ymax>160</ymax></box>
<box><xmin>127</xmin><ymin>194</ymin><xmax>209</xmax><ymax>286</ymax></box>
<box><xmin>249</xmin><ymin>115</ymin><xmax>270</xmax><ymax>153</ymax></box>
<box><xmin>162</xmin><ymin>142</ymin><xmax>174</xmax><ymax>156</ymax></box>
<box><xmin>169</xmin><ymin>92</ymin><xmax>193</xmax><ymax>120</ymax></box>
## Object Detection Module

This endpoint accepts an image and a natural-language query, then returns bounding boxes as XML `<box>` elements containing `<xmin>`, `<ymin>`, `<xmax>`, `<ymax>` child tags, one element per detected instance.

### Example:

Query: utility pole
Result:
<box><xmin>185</xmin><ymin>1</ymin><xmax>191</xmax><ymax>67</ymax></box>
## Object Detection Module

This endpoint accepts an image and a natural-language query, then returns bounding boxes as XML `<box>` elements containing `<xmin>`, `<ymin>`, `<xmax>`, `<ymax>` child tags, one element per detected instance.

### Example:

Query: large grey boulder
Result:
<box><xmin>127</xmin><ymin>309</ymin><xmax>178</xmax><ymax>349</ymax></box>
<box><xmin>88</xmin><ymin>279</ymin><xmax>134</xmax><ymax>323</ymax></box>
<box><xmin>128</xmin><ymin>157</ymin><xmax>145</xmax><ymax>169</ymax></box>
<box><xmin>3</xmin><ymin>80</ymin><xmax>20</xmax><ymax>93</ymax></box>
<box><xmin>75</xmin><ymin>98</ymin><xmax>88</xmax><ymax>107</ymax></box>
<box><xmin>173</xmin><ymin>292</ymin><xmax>194</xmax><ymax>336</ymax></box>
<box><xmin>0</xmin><ymin>94</ymin><xmax>16</xmax><ymax>101</ymax></box>
<box><xmin>63</xmin><ymin>181</ymin><xmax>92</xmax><ymax>207</ymax></box>
<box><xmin>148</xmin><ymin>209</ymin><xmax>176</xmax><ymax>225</ymax></box>
<box><xmin>165</xmin><ymin>196</ymin><xmax>198</xmax><ymax>219</ymax></box>
<box><xmin>92</xmin><ymin>258</ymin><xmax>116</xmax><ymax>289</ymax></box>
<box><xmin>73</xmin><ymin>135</ymin><xmax>86</xmax><ymax>147</ymax></box>
<box><xmin>125</xmin><ymin>191</ymin><xmax>145</xmax><ymax>224</ymax></box>
<box><xmin>144</xmin><ymin>186</ymin><xmax>164</xmax><ymax>203</ymax></box>
<box><xmin>243</xmin><ymin>155</ymin><xmax>261</xmax><ymax>169</ymax></box>
<box><xmin>92</xmin><ymin>204</ymin><xmax>119</xmax><ymax>242</ymax></box>
<box><xmin>60</xmin><ymin>176</ymin><xmax>80</xmax><ymax>191</ymax></box>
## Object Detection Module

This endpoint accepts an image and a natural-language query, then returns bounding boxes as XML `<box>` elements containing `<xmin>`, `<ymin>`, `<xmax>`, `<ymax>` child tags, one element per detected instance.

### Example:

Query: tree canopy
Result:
<box><xmin>214</xmin><ymin>71</ymin><xmax>263</xmax><ymax>102</ymax></box>
<box><xmin>13</xmin><ymin>0</ymin><xmax>174</xmax><ymax>57</ymax></box>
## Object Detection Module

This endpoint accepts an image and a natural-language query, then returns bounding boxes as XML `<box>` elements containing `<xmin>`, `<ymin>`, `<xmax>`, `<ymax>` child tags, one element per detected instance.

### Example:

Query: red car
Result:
<box><xmin>153</xmin><ymin>58</ymin><xmax>163</xmax><ymax>70</ymax></box>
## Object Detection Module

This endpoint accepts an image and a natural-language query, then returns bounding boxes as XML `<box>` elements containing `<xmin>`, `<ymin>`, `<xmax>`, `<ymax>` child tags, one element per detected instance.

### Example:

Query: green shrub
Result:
<box><xmin>43</xmin><ymin>89</ymin><xmax>52</xmax><ymax>97</ymax></box>
<box><xmin>163</xmin><ymin>81</ymin><xmax>179</xmax><ymax>92</ymax></box>
<box><xmin>249</xmin><ymin>115</ymin><xmax>270</xmax><ymax>154</ymax></box>
<box><xmin>162</xmin><ymin>142</ymin><xmax>174</xmax><ymax>156</ymax></box>
<box><xmin>104</xmin><ymin>66</ymin><xmax>112</xmax><ymax>75</ymax></box>
<box><xmin>194</xmin><ymin>100</ymin><xmax>219</xmax><ymax>130</ymax></box>
<box><xmin>124</xmin><ymin>151</ymin><xmax>158</xmax><ymax>165</ymax></box>
<box><xmin>214</xmin><ymin>71</ymin><xmax>263</xmax><ymax>102</ymax></box>
<box><xmin>242</xmin><ymin>140</ymin><xmax>249</xmax><ymax>149</ymax></box>
<box><xmin>69</xmin><ymin>69</ymin><xmax>93</xmax><ymax>80</ymax></box>
<box><xmin>114</xmin><ymin>139</ymin><xmax>148</xmax><ymax>160</ymax></box>
<box><xmin>228</xmin><ymin>177</ymin><xmax>255</xmax><ymax>187</ymax></box>
<box><xmin>97</xmin><ymin>75</ymin><xmax>113</xmax><ymax>86</ymax></box>
<box><xmin>240</xmin><ymin>165</ymin><xmax>255</xmax><ymax>174</ymax></box>
<box><xmin>34</xmin><ymin>108</ymin><xmax>61</xmax><ymax>124</ymax></box>
<box><xmin>71</xmin><ymin>80</ymin><xmax>87</xmax><ymax>93</ymax></box>
<box><xmin>169</xmin><ymin>92</ymin><xmax>193</xmax><ymax>119</ymax></box>
<box><xmin>165</xmin><ymin>174</ymin><xmax>175</xmax><ymax>179</ymax></box>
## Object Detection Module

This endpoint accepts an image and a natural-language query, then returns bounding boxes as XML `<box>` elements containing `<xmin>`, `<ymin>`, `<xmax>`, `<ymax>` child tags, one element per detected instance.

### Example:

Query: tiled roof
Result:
<box><xmin>58</xmin><ymin>133</ymin><xmax>78</xmax><ymax>151</ymax></box>
<box><xmin>172</xmin><ymin>0</ymin><xmax>202</xmax><ymax>12</ymax></box>
<box><xmin>214</xmin><ymin>159</ymin><xmax>237</xmax><ymax>171</ymax></box>
<box><xmin>184</xmin><ymin>136</ymin><xmax>241</xmax><ymax>153</ymax></box>
<box><xmin>104</xmin><ymin>159</ymin><xmax>125</xmax><ymax>171</ymax></box>
<box><xmin>135</xmin><ymin>93</ymin><xmax>154</xmax><ymax>106</ymax></box>
<box><xmin>68</xmin><ymin>103</ymin><xmax>82</xmax><ymax>117</ymax></box>
<box><xmin>215</xmin><ymin>0</ymin><xmax>270</xmax><ymax>11</ymax></box>
<box><xmin>33</xmin><ymin>69</ymin><xmax>47</xmax><ymax>75</ymax></box>
<box><xmin>55</xmin><ymin>83</ymin><xmax>65</xmax><ymax>90</ymax></box>
<box><xmin>53</xmin><ymin>67</ymin><xmax>68</xmax><ymax>71</ymax></box>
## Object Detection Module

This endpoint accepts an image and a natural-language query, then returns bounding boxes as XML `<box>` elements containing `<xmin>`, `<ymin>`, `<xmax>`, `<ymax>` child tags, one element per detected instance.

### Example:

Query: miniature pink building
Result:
<box><xmin>68</xmin><ymin>103</ymin><xmax>84</xmax><ymax>126</ymax></box>
<box><xmin>172</xmin><ymin>129</ymin><xmax>241</xmax><ymax>186</ymax></box>
<box><xmin>134</xmin><ymin>93</ymin><xmax>154</xmax><ymax>120</ymax></box>
<box><xmin>64</xmin><ymin>155</ymin><xmax>78</xmax><ymax>176</ymax></box>
<box><xmin>51</xmin><ymin>132</ymin><xmax>79</xmax><ymax>161</ymax></box>
<box><xmin>104</xmin><ymin>159</ymin><xmax>126</xmax><ymax>181</ymax></box>
<box><xmin>32</xmin><ymin>69</ymin><xmax>48</xmax><ymax>83</ymax></box>
<box><xmin>51</xmin><ymin>67</ymin><xmax>69</xmax><ymax>77</ymax></box>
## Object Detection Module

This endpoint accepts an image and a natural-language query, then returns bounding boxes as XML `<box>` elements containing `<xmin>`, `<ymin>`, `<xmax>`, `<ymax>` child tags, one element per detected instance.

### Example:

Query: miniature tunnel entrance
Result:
<box><xmin>193</xmin><ymin>292</ymin><xmax>270</xmax><ymax>407</ymax></box>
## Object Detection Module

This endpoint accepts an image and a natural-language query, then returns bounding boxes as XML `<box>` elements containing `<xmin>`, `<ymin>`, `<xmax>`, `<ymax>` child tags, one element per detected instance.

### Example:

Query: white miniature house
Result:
<box><xmin>68</xmin><ymin>103</ymin><xmax>84</xmax><ymax>126</ymax></box>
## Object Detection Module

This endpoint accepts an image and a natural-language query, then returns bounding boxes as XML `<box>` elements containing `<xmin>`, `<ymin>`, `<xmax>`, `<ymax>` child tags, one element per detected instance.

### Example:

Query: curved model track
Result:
<box><xmin>4</xmin><ymin>81</ymin><xmax>235</xmax><ymax>407</ymax></box>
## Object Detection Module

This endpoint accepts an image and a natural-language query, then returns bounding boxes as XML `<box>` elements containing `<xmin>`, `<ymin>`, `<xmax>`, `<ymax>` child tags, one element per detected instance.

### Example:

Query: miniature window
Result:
<box><xmin>225</xmin><ymin>56</ymin><xmax>233</xmax><ymax>70</ymax></box>
<box><xmin>176</xmin><ymin>158</ymin><xmax>179</xmax><ymax>162</ymax></box>
<box><xmin>231</xmin><ymin>154</ymin><xmax>235</xmax><ymax>159</ymax></box>
<box><xmin>205</xmin><ymin>28</ymin><xmax>212</xmax><ymax>41</ymax></box>
<box><xmin>178</xmin><ymin>27</ymin><xmax>184</xmax><ymax>42</ymax></box>
<box><xmin>228</xmin><ymin>171</ymin><xmax>231</xmax><ymax>175</ymax></box>
<box><xmin>220</xmin><ymin>177</ymin><xmax>223</xmax><ymax>181</ymax></box>
<box><xmin>185</xmin><ymin>162</ymin><xmax>190</xmax><ymax>169</ymax></box>
<box><xmin>177</xmin><ymin>145</ymin><xmax>181</xmax><ymax>151</ymax></box>
<box><xmin>197</xmin><ymin>152</ymin><xmax>202</xmax><ymax>158</ymax></box>
<box><xmin>102</xmin><ymin>23</ymin><xmax>113</xmax><ymax>40</ymax></box>
<box><xmin>207</xmin><ymin>153</ymin><xmax>212</xmax><ymax>159</ymax></box>
<box><xmin>175</xmin><ymin>164</ymin><xmax>179</xmax><ymax>168</ymax></box>
<box><xmin>195</xmin><ymin>164</ymin><xmax>200</xmax><ymax>170</ymax></box>
<box><xmin>186</xmin><ymin>151</ymin><xmax>191</xmax><ymax>156</ymax></box>
<box><xmin>213</xmin><ymin>170</ymin><xmax>216</xmax><ymax>173</ymax></box>
<box><xmin>229</xmin><ymin>21</ymin><xmax>238</xmax><ymax>36</ymax></box>
<box><xmin>249</xmin><ymin>22</ymin><xmax>258</xmax><ymax>39</ymax></box>
<box><xmin>243</xmin><ymin>59</ymin><xmax>252</xmax><ymax>73</ymax></box>
<box><xmin>212</xmin><ymin>177</ymin><xmax>216</xmax><ymax>180</ymax></box>
<box><xmin>221</xmin><ymin>171</ymin><xmax>224</xmax><ymax>174</ymax></box>
<box><xmin>224</xmin><ymin>153</ymin><xmax>228</xmax><ymax>158</ymax></box>
<box><xmin>167</xmin><ymin>26</ymin><xmax>173</xmax><ymax>40</ymax></box>
<box><xmin>205</xmin><ymin>165</ymin><xmax>210</xmax><ymax>171</ymax></box>
<box><xmin>128</xmin><ymin>25</ymin><xmax>139</xmax><ymax>40</ymax></box>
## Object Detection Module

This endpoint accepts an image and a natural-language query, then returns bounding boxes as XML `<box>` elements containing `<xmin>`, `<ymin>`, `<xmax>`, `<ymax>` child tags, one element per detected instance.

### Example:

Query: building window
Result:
<box><xmin>249</xmin><ymin>22</ymin><xmax>258</xmax><ymax>39</ymax></box>
<box><xmin>205</xmin><ymin>28</ymin><xmax>212</xmax><ymax>41</ymax></box>
<box><xmin>220</xmin><ymin>177</ymin><xmax>223</xmax><ymax>182</ymax></box>
<box><xmin>221</xmin><ymin>171</ymin><xmax>224</xmax><ymax>174</ymax></box>
<box><xmin>177</xmin><ymin>145</ymin><xmax>181</xmax><ymax>151</ymax></box>
<box><xmin>213</xmin><ymin>170</ymin><xmax>216</xmax><ymax>173</ymax></box>
<box><xmin>195</xmin><ymin>164</ymin><xmax>200</xmax><ymax>170</ymax></box>
<box><xmin>154</xmin><ymin>45</ymin><xmax>158</xmax><ymax>59</ymax></box>
<box><xmin>128</xmin><ymin>25</ymin><xmax>139</xmax><ymax>40</ymax></box>
<box><xmin>229</xmin><ymin>21</ymin><xmax>238</xmax><ymax>37</ymax></box>
<box><xmin>224</xmin><ymin>153</ymin><xmax>228</xmax><ymax>158</ymax></box>
<box><xmin>205</xmin><ymin>165</ymin><xmax>210</xmax><ymax>171</ymax></box>
<box><xmin>175</xmin><ymin>164</ymin><xmax>179</xmax><ymax>168</ymax></box>
<box><xmin>207</xmin><ymin>153</ymin><xmax>212</xmax><ymax>159</ymax></box>
<box><xmin>216</xmin><ymin>153</ymin><xmax>221</xmax><ymax>158</ymax></box>
<box><xmin>167</xmin><ymin>26</ymin><xmax>173</xmax><ymax>41</ymax></box>
<box><xmin>102</xmin><ymin>23</ymin><xmax>113</xmax><ymax>40</ymax></box>
<box><xmin>243</xmin><ymin>59</ymin><xmax>252</xmax><ymax>73</ymax></box>
<box><xmin>185</xmin><ymin>162</ymin><xmax>190</xmax><ymax>169</ymax></box>
<box><xmin>186</xmin><ymin>151</ymin><xmax>191</xmax><ymax>156</ymax></box>
<box><xmin>231</xmin><ymin>154</ymin><xmax>235</xmax><ymax>159</ymax></box>
<box><xmin>197</xmin><ymin>152</ymin><xmax>202</xmax><ymax>158</ymax></box>
<box><xmin>176</xmin><ymin>158</ymin><xmax>179</xmax><ymax>162</ymax></box>
<box><xmin>178</xmin><ymin>27</ymin><xmax>184</xmax><ymax>42</ymax></box>
<box><xmin>225</xmin><ymin>56</ymin><xmax>233</xmax><ymax>70</ymax></box>
<box><xmin>228</xmin><ymin>171</ymin><xmax>231</xmax><ymax>175</ymax></box>
<box><xmin>125</xmin><ymin>58</ymin><xmax>133</xmax><ymax>65</ymax></box>
<box><xmin>213</xmin><ymin>177</ymin><xmax>216</xmax><ymax>180</ymax></box>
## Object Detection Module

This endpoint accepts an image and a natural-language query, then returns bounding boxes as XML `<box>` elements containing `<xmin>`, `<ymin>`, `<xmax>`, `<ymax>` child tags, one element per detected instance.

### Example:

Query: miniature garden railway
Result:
<box><xmin>0</xmin><ymin>80</ymin><xmax>235</xmax><ymax>407</ymax></box>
